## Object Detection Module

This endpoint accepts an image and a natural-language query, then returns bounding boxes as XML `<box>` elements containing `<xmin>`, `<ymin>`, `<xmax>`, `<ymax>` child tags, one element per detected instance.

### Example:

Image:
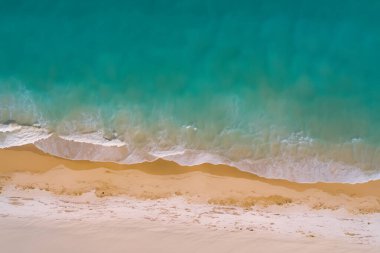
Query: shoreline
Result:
<box><xmin>2</xmin><ymin>123</ymin><xmax>379</xmax><ymax>184</ymax></box>
<box><xmin>1</xmin><ymin>146</ymin><xmax>380</xmax><ymax>252</ymax></box>
<box><xmin>1</xmin><ymin>145</ymin><xmax>380</xmax><ymax>213</ymax></box>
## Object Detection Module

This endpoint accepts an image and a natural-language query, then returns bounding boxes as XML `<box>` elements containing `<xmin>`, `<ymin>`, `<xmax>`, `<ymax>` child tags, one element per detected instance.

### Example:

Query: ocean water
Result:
<box><xmin>1</xmin><ymin>0</ymin><xmax>380</xmax><ymax>182</ymax></box>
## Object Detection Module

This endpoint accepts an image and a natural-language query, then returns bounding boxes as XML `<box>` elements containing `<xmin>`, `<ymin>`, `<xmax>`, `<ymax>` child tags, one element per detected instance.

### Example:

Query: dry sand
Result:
<box><xmin>1</xmin><ymin>187</ymin><xmax>379</xmax><ymax>253</ymax></box>
<box><xmin>1</xmin><ymin>145</ymin><xmax>380</xmax><ymax>252</ymax></box>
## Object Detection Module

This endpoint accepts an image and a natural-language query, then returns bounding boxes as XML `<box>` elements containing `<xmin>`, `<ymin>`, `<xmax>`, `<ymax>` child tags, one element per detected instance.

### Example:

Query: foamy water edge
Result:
<box><xmin>1</xmin><ymin>124</ymin><xmax>379</xmax><ymax>183</ymax></box>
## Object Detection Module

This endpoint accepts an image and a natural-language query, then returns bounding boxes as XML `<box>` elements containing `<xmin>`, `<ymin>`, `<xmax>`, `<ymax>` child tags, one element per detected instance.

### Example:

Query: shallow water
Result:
<box><xmin>1</xmin><ymin>1</ymin><xmax>379</xmax><ymax>182</ymax></box>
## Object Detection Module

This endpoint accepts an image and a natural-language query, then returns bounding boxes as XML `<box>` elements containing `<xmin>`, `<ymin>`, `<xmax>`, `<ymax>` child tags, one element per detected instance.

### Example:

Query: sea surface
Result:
<box><xmin>1</xmin><ymin>0</ymin><xmax>380</xmax><ymax>182</ymax></box>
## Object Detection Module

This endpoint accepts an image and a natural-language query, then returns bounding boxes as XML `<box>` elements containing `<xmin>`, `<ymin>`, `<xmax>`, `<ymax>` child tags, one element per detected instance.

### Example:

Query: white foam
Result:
<box><xmin>35</xmin><ymin>134</ymin><xmax>129</xmax><ymax>162</ymax></box>
<box><xmin>232</xmin><ymin>157</ymin><xmax>377</xmax><ymax>183</ymax></box>
<box><xmin>0</xmin><ymin>124</ymin><xmax>23</xmax><ymax>133</ymax></box>
<box><xmin>0</xmin><ymin>124</ymin><xmax>51</xmax><ymax>148</ymax></box>
<box><xmin>58</xmin><ymin>132</ymin><xmax>125</xmax><ymax>147</ymax></box>
<box><xmin>1</xmin><ymin>123</ymin><xmax>379</xmax><ymax>183</ymax></box>
<box><xmin>149</xmin><ymin>148</ymin><xmax>186</xmax><ymax>158</ymax></box>
<box><xmin>158</xmin><ymin>149</ymin><xmax>230</xmax><ymax>167</ymax></box>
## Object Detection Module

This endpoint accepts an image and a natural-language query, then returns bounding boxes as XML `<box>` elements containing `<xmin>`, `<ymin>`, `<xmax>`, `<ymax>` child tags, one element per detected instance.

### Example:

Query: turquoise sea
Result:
<box><xmin>1</xmin><ymin>1</ymin><xmax>379</xmax><ymax>182</ymax></box>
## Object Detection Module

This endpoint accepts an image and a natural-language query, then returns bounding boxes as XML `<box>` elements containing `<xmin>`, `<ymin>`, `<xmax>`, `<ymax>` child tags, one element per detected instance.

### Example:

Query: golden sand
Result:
<box><xmin>1</xmin><ymin>145</ymin><xmax>380</xmax><ymax>213</ymax></box>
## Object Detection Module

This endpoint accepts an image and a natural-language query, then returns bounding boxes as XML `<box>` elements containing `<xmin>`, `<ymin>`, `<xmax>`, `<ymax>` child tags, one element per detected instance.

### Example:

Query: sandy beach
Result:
<box><xmin>2</xmin><ymin>1</ymin><xmax>379</xmax><ymax>252</ymax></box>
<box><xmin>1</xmin><ymin>187</ymin><xmax>379</xmax><ymax>253</ymax></box>
<box><xmin>0</xmin><ymin>146</ymin><xmax>380</xmax><ymax>252</ymax></box>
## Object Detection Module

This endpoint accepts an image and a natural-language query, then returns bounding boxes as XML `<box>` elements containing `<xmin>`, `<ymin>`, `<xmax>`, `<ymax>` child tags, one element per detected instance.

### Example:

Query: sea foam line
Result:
<box><xmin>0</xmin><ymin>124</ymin><xmax>379</xmax><ymax>184</ymax></box>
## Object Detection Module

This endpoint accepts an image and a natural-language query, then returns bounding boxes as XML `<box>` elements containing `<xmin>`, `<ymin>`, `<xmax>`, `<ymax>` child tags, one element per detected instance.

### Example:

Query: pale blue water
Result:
<box><xmin>1</xmin><ymin>1</ymin><xmax>380</xmax><ymax>182</ymax></box>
